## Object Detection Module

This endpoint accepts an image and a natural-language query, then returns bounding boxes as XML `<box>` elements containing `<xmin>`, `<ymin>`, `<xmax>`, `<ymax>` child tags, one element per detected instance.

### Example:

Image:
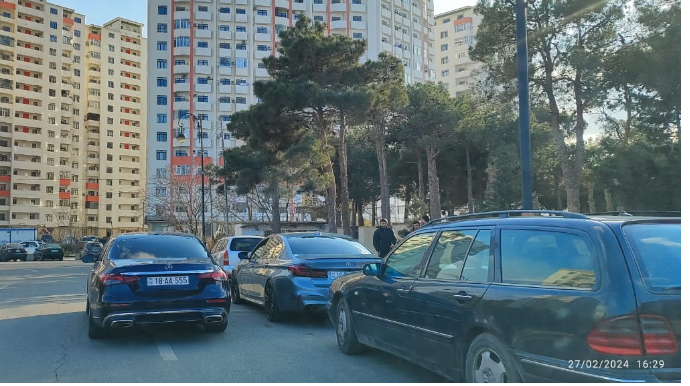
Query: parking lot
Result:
<box><xmin>0</xmin><ymin>260</ymin><xmax>446</xmax><ymax>383</ymax></box>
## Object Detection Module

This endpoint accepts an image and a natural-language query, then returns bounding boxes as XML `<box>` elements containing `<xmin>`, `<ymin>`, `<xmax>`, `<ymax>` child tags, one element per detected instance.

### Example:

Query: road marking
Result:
<box><xmin>156</xmin><ymin>342</ymin><xmax>177</xmax><ymax>361</ymax></box>
<box><xmin>26</xmin><ymin>269</ymin><xmax>37</xmax><ymax>273</ymax></box>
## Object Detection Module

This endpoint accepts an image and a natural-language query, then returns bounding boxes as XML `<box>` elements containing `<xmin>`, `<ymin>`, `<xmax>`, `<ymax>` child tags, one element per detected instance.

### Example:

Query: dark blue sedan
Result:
<box><xmin>83</xmin><ymin>233</ymin><xmax>230</xmax><ymax>339</ymax></box>
<box><xmin>230</xmin><ymin>233</ymin><xmax>381</xmax><ymax>322</ymax></box>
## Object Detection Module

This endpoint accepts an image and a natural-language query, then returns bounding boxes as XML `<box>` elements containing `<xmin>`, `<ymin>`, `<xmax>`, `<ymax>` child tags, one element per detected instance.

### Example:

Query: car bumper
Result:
<box><xmin>40</xmin><ymin>253</ymin><xmax>64</xmax><ymax>259</ymax></box>
<box><xmin>274</xmin><ymin>278</ymin><xmax>330</xmax><ymax>313</ymax></box>
<box><xmin>96</xmin><ymin>307</ymin><xmax>229</xmax><ymax>329</ymax></box>
<box><xmin>5</xmin><ymin>253</ymin><xmax>26</xmax><ymax>260</ymax></box>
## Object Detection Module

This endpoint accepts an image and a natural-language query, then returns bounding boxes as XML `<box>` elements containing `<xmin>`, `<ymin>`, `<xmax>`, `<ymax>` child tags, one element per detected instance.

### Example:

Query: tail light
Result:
<box><xmin>587</xmin><ymin>315</ymin><xmax>678</xmax><ymax>356</ymax></box>
<box><xmin>288</xmin><ymin>264</ymin><xmax>327</xmax><ymax>278</ymax></box>
<box><xmin>98</xmin><ymin>273</ymin><xmax>139</xmax><ymax>285</ymax></box>
<box><xmin>223</xmin><ymin>250</ymin><xmax>229</xmax><ymax>266</ymax></box>
<box><xmin>198</xmin><ymin>270</ymin><xmax>227</xmax><ymax>281</ymax></box>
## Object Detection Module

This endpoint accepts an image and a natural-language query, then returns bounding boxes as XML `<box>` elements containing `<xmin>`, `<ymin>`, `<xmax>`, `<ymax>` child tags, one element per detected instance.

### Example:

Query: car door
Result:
<box><xmin>354</xmin><ymin>231</ymin><xmax>437</xmax><ymax>350</ymax></box>
<box><xmin>236</xmin><ymin>238</ymin><xmax>270</xmax><ymax>300</ymax></box>
<box><xmin>404</xmin><ymin>228</ymin><xmax>493</xmax><ymax>370</ymax></box>
<box><xmin>254</xmin><ymin>237</ymin><xmax>285</xmax><ymax>301</ymax></box>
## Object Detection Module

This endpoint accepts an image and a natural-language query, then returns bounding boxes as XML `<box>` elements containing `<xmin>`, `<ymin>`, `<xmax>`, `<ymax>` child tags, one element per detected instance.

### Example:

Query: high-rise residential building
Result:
<box><xmin>145</xmin><ymin>0</ymin><xmax>436</xmax><ymax>230</ymax></box>
<box><xmin>0</xmin><ymin>0</ymin><xmax>147</xmax><ymax>237</ymax></box>
<box><xmin>434</xmin><ymin>6</ymin><xmax>483</xmax><ymax>98</ymax></box>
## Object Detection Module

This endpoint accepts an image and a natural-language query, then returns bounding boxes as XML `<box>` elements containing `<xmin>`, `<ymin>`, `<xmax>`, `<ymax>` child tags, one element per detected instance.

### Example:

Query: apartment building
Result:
<box><xmin>146</xmin><ymin>0</ymin><xmax>436</xmax><ymax>228</ymax></box>
<box><xmin>434</xmin><ymin>6</ymin><xmax>483</xmax><ymax>97</ymax></box>
<box><xmin>0</xmin><ymin>0</ymin><xmax>146</xmax><ymax>237</ymax></box>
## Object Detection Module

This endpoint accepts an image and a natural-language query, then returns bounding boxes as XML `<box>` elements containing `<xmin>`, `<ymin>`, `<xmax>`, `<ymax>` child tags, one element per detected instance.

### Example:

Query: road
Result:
<box><xmin>0</xmin><ymin>260</ymin><xmax>447</xmax><ymax>383</ymax></box>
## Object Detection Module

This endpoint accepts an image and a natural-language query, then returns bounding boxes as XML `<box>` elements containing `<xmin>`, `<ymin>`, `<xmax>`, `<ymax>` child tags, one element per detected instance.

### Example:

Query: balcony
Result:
<box><xmin>194</xmin><ymin>102</ymin><xmax>212</xmax><ymax>111</ymax></box>
<box><xmin>85</xmin><ymin>195</ymin><xmax>99</xmax><ymax>203</ymax></box>
<box><xmin>195</xmin><ymin>11</ymin><xmax>212</xmax><ymax>21</ymax></box>
<box><xmin>59</xmin><ymin>178</ymin><xmax>71</xmax><ymax>186</ymax></box>
<box><xmin>275</xmin><ymin>16</ymin><xmax>290</xmax><ymax>27</ymax></box>
<box><xmin>219</xmin><ymin>30</ymin><xmax>232</xmax><ymax>40</ymax></box>
<box><xmin>235</xmin><ymin>31</ymin><xmax>248</xmax><ymax>41</ymax></box>
<box><xmin>256</xmin><ymin>67</ymin><xmax>269</xmax><ymax>78</ymax></box>
<box><xmin>11</xmin><ymin>160</ymin><xmax>41</xmax><ymax>171</ymax></box>
<box><xmin>235</xmin><ymin>67</ymin><xmax>248</xmax><ymax>76</ymax></box>
<box><xmin>195</xmin><ymin>84</ymin><xmax>212</xmax><ymax>93</ymax></box>
<box><xmin>314</xmin><ymin>4</ymin><xmax>326</xmax><ymax>12</ymax></box>
<box><xmin>235</xmin><ymin>85</ymin><xmax>249</xmax><ymax>94</ymax></box>
<box><xmin>219</xmin><ymin>13</ymin><xmax>232</xmax><ymax>22</ymax></box>
<box><xmin>219</xmin><ymin>48</ymin><xmax>232</xmax><ymax>57</ymax></box>
<box><xmin>235</xmin><ymin>14</ymin><xmax>248</xmax><ymax>23</ymax></box>
<box><xmin>331</xmin><ymin>20</ymin><xmax>347</xmax><ymax>30</ymax></box>
<box><xmin>352</xmin><ymin>3</ymin><xmax>366</xmax><ymax>12</ymax></box>
<box><xmin>219</xmin><ymin>66</ymin><xmax>232</xmax><ymax>75</ymax></box>
<box><xmin>394</xmin><ymin>14</ymin><xmax>403</xmax><ymax>24</ymax></box>
<box><xmin>195</xmin><ymin>29</ymin><xmax>211</xmax><ymax>39</ymax></box>
<box><xmin>12</xmin><ymin>146</ymin><xmax>42</xmax><ymax>157</ymax></box>
<box><xmin>255</xmin><ymin>15</ymin><xmax>271</xmax><ymax>25</ymax></box>
<box><xmin>173</xmin><ymin>64</ymin><xmax>190</xmax><ymax>74</ymax></box>
<box><xmin>382</xmin><ymin>41</ymin><xmax>392</xmax><ymax>52</ymax></box>
<box><xmin>175</xmin><ymin>11</ymin><xmax>190</xmax><ymax>20</ymax></box>
<box><xmin>218</xmin><ymin>103</ymin><xmax>233</xmax><ymax>112</ymax></box>
<box><xmin>395</xmin><ymin>30</ymin><xmax>403</xmax><ymax>40</ymax></box>
<box><xmin>58</xmin><ymin>192</ymin><xmax>70</xmax><ymax>200</ymax></box>
<box><xmin>18</xmin><ymin>104</ymin><xmax>42</xmax><ymax>115</ymax></box>
<box><xmin>219</xmin><ymin>84</ymin><xmax>232</xmax><ymax>94</ymax></box>
<box><xmin>256</xmin><ymin>0</ymin><xmax>271</xmax><ymax>5</ymax></box>
<box><xmin>255</xmin><ymin>50</ymin><xmax>271</xmax><ymax>59</ymax></box>
<box><xmin>173</xmin><ymin>82</ymin><xmax>190</xmax><ymax>93</ymax></box>
<box><xmin>173</xmin><ymin>46</ymin><xmax>191</xmax><ymax>56</ymax></box>
<box><xmin>11</xmin><ymin>189</ymin><xmax>41</xmax><ymax>199</ymax></box>
<box><xmin>195</xmin><ymin>47</ymin><xmax>211</xmax><ymax>57</ymax></box>
<box><xmin>382</xmin><ymin>9</ymin><xmax>392</xmax><ymax>19</ymax></box>
<box><xmin>332</xmin><ymin>3</ymin><xmax>347</xmax><ymax>12</ymax></box>
<box><xmin>352</xmin><ymin>21</ymin><xmax>367</xmax><ymax>30</ymax></box>
<box><xmin>293</xmin><ymin>1</ymin><xmax>307</xmax><ymax>11</ymax></box>
<box><xmin>255</xmin><ymin>33</ymin><xmax>271</xmax><ymax>42</ymax></box>
<box><xmin>20</xmin><ymin>61</ymin><xmax>42</xmax><ymax>73</ymax></box>
<box><xmin>194</xmin><ymin>64</ymin><xmax>211</xmax><ymax>75</ymax></box>
<box><xmin>173</xmin><ymin>101</ymin><xmax>189</xmax><ymax>110</ymax></box>
<box><xmin>414</xmin><ymin>22</ymin><xmax>422</xmax><ymax>32</ymax></box>
<box><xmin>413</xmin><ymin>5</ymin><xmax>422</xmax><ymax>16</ymax></box>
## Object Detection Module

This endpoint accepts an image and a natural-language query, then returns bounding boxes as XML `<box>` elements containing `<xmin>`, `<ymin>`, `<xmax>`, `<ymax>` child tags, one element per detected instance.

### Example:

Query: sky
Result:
<box><xmin>50</xmin><ymin>0</ymin><xmax>478</xmax><ymax>34</ymax></box>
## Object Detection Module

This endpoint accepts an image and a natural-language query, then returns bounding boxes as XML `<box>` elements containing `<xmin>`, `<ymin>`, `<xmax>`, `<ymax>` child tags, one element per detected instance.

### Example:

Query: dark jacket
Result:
<box><xmin>373</xmin><ymin>226</ymin><xmax>397</xmax><ymax>258</ymax></box>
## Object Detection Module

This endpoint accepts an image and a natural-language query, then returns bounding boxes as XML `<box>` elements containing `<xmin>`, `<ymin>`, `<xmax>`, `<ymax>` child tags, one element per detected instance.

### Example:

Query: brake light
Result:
<box><xmin>206</xmin><ymin>299</ymin><xmax>227</xmax><ymax>303</ymax></box>
<box><xmin>98</xmin><ymin>273</ymin><xmax>139</xmax><ymax>285</ymax></box>
<box><xmin>288</xmin><ymin>264</ymin><xmax>327</xmax><ymax>278</ymax></box>
<box><xmin>198</xmin><ymin>271</ymin><xmax>227</xmax><ymax>281</ymax></box>
<box><xmin>223</xmin><ymin>250</ymin><xmax>229</xmax><ymax>266</ymax></box>
<box><xmin>587</xmin><ymin>315</ymin><xmax>678</xmax><ymax>356</ymax></box>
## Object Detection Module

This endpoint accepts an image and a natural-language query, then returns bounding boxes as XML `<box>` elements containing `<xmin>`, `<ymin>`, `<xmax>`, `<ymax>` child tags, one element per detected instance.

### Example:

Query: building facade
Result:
<box><xmin>0</xmin><ymin>0</ymin><xmax>146</xmax><ymax>237</ymax></box>
<box><xmin>145</xmin><ymin>0</ymin><xmax>436</xmax><ymax>230</ymax></box>
<box><xmin>434</xmin><ymin>6</ymin><xmax>483</xmax><ymax>97</ymax></box>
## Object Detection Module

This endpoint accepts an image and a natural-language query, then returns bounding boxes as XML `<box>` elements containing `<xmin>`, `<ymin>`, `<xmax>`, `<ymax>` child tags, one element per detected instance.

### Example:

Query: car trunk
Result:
<box><xmin>295</xmin><ymin>254</ymin><xmax>380</xmax><ymax>286</ymax></box>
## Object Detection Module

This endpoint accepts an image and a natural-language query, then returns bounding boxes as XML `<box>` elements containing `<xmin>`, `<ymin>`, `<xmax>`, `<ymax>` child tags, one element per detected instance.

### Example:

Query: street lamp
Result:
<box><xmin>176</xmin><ymin>114</ymin><xmax>206</xmax><ymax>240</ymax></box>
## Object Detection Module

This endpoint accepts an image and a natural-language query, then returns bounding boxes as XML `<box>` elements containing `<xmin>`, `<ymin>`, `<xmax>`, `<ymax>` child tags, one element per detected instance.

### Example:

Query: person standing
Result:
<box><xmin>373</xmin><ymin>218</ymin><xmax>397</xmax><ymax>258</ymax></box>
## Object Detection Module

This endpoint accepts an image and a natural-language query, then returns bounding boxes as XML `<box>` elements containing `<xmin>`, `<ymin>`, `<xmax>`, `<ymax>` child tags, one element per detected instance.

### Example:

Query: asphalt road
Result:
<box><xmin>0</xmin><ymin>260</ymin><xmax>447</xmax><ymax>383</ymax></box>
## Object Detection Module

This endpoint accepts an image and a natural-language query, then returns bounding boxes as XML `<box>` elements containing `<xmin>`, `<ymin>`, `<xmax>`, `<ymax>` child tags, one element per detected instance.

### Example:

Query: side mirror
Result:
<box><xmin>82</xmin><ymin>253</ymin><xmax>97</xmax><ymax>263</ymax></box>
<box><xmin>238</xmin><ymin>251</ymin><xmax>249</xmax><ymax>260</ymax></box>
<box><xmin>363</xmin><ymin>263</ymin><xmax>381</xmax><ymax>276</ymax></box>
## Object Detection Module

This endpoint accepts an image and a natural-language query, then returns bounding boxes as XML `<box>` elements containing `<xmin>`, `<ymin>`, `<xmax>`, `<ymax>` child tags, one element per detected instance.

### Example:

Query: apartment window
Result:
<box><xmin>107</xmin><ymin>81</ymin><xmax>114</xmax><ymax>88</ymax></box>
<box><xmin>174</xmin><ymin>150</ymin><xmax>188</xmax><ymax>157</ymax></box>
<box><xmin>157</xmin><ymin>95</ymin><xmax>167</xmax><ymax>105</ymax></box>
<box><xmin>314</xmin><ymin>16</ymin><xmax>324</xmax><ymax>22</ymax></box>
<box><xmin>197</xmin><ymin>23</ymin><xmax>209</xmax><ymax>30</ymax></box>
<box><xmin>257</xmin><ymin>45</ymin><xmax>269</xmax><ymax>51</ymax></box>
<box><xmin>236</xmin><ymin>97</ymin><xmax>247</xmax><ymax>104</ymax></box>
<box><xmin>219</xmin><ymin>42</ymin><xmax>230</xmax><ymax>49</ymax></box>
<box><xmin>108</xmin><ymin>69</ymin><xmax>114</xmax><ymax>75</ymax></box>
<box><xmin>198</xmin><ymin>6</ymin><xmax>208</xmax><ymax>11</ymax></box>
<box><xmin>197</xmin><ymin>95</ymin><xmax>209</xmax><ymax>102</ymax></box>
<box><xmin>220</xmin><ymin>115</ymin><xmax>231</xmax><ymax>122</ymax></box>
<box><xmin>74</xmin><ymin>30</ymin><xmax>81</xmax><ymax>37</ymax></box>
<box><xmin>441</xmin><ymin>44</ymin><xmax>448</xmax><ymax>51</ymax></box>
<box><xmin>353</xmin><ymin>16</ymin><xmax>362</xmax><ymax>22</ymax></box>
<box><xmin>174</xmin><ymin>36</ymin><xmax>190</xmax><ymax>47</ymax></box>
<box><xmin>50</xmin><ymin>8</ymin><xmax>58</xmax><ymax>15</ymax></box>
<box><xmin>219</xmin><ymin>8</ymin><xmax>230</xmax><ymax>14</ymax></box>
<box><xmin>236</xmin><ymin>58</ymin><xmax>247</xmax><ymax>68</ymax></box>
<box><xmin>50</xmin><ymin>21</ymin><xmax>58</xmax><ymax>29</ymax></box>
<box><xmin>257</xmin><ymin>9</ymin><xmax>268</xmax><ymax>16</ymax></box>
<box><xmin>107</xmin><ymin>118</ymin><xmax>114</xmax><ymax>124</ymax></box>
<box><xmin>197</xmin><ymin>59</ymin><xmax>209</xmax><ymax>66</ymax></box>
<box><xmin>156</xmin><ymin>151</ymin><xmax>167</xmax><ymax>160</ymax></box>
<box><xmin>220</xmin><ymin>78</ymin><xmax>231</xmax><ymax>85</ymax></box>
<box><xmin>441</xmin><ymin>69</ymin><xmax>449</xmax><ymax>77</ymax></box>
<box><xmin>157</xmin><ymin>41</ymin><xmax>167</xmax><ymax>51</ymax></box>
<box><xmin>157</xmin><ymin>132</ymin><xmax>167</xmax><ymax>142</ymax></box>
<box><xmin>197</xmin><ymin>41</ymin><xmax>208</xmax><ymax>48</ymax></box>
<box><xmin>74</xmin><ymin>17</ymin><xmax>82</xmax><ymax>24</ymax></box>
<box><xmin>219</xmin><ymin>25</ymin><xmax>230</xmax><ymax>31</ymax></box>
<box><xmin>108</xmin><ymin>45</ymin><xmax>115</xmax><ymax>52</ymax></box>
<box><xmin>220</xmin><ymin>97</ymin><xmax>231</xmax><ymax>103</ymax></box>
<box><xmin>157</xmin><ymin>59</ymin><xmax>167</xmax><ymax>69</ymax></box>
<box><xmin>440</xmin><ymin>31</ymin><xmax>448</xmax><ymax>38</ymax></box>
<box><xmin>50</xmin><ymin>35</ymin><xmax>57</xmax><ymax>43</ymax></box>
<box><xmin>441</xmin><ymin>56</ymin><xmax>449</xmax><ymax>64</ymax></box>
<box><xmin>197</xmin><ymin>77</ymin><xmax>209</xmax><ymax>84</ymax></box>
<box><xmin>353</xmin><ymin>33</ymin><xmax>363</xmax><ymax>39</ymax></box>
<box><xmin>158</xmin><ymin>5</ymin><xmax>168</xmax><ymax>15</ymax></box>
<box><xmin>220</xmin><ymin>57</ymin><xmax>232</xmax><ymax>67</ymax></box>
<box><xmin>236</xmin><ymin>26</ymin><xmax>246</xmax><ymax>32</ymax></box>
<box><xmin>236</xmin><ymin>8</ymin><xmax>246</xmax><ymax>14</ymax></box>
<box><xmin>236</xmin><ymin>43</ymin><xmax>246</xmax><ymax>50</ymax></box>
<box><xmin>49</xmin><ymin>48</ymin><xmax>57</xmax><ymax>56</ymax></box>
<box><xmin>175</xmin><ymin>19</ymin><xmax>190</xmax><ymax>29</ymax></box>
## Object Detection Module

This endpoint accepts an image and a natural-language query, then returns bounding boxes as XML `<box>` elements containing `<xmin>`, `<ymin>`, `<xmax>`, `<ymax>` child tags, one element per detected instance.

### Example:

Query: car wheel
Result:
<box><xmin>230</xmin><ymin>276</ymin><xmax>244</xmax><ymax>305</ymax></box>
<box><xmin>58</xmin><ymin>257</ymin><xmax>63</xmax><ymax>261</ymax></box>
<box><xmin>336</xmin><ymin>298</ymin><xmax>365</xmax><ymax>354</ymax></box>
<box><xmin>88</xmin><ymin>313</ymin><xmax>107</xmax><ymax>339</ymax></box>
<box><xmin>205</xmin><ymin>319</ymin><xmax>228</xmax><ymax>333</ymax></box>
<box><xmin>264</xmin><ymin>281</ymin><xmax>284</xmax><ymax>322</ymax></box>
<box><xmin>465</xmin><ymin>333</ymin><xmax>521</xmax><ymax>383</ymax></box>
<box><xmin>86</xmin><ymin>299</ymin><xmax>90</xmax><ymax>314</ymax></box>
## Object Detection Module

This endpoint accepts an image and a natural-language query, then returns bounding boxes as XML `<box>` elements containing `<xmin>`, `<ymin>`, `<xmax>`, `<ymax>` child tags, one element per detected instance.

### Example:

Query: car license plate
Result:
<box><xmin>51</xmin><ymin>250</ymin><xmax>59</xmax><ymax>252</ymax></box>
<box><xmin>329</xmin><ymin>271</ymin><xmax>347</xmax><ymax>280</ymax></box>
<box><xmin>147</xmin><ymin>276</ymin><xmax>189</xmax><ymax>286</ymax></box>
<box><xmin>13</xmin><ymin>249</ymin><xmax>20</xmax><ymax>252</ymax></box>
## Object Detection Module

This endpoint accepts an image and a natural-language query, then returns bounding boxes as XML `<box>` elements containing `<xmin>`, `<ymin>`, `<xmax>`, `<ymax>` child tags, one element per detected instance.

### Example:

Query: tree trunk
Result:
<box><xmin>416</xmin><ymin>150</ymin><xmax>425</xmax><ymax>201</ymax></box>
<box><xmin>465</xmin><ymin>144</ymin><xmax>474</xmax><ymax>213</ymax></box>
<box><xmin>375</xmin><ymin>133</ymin><xmax>390</xmax><ymax>221</ymax></box>
<box><xmin>350</xmin><ymin>199</ymin><xmax>357</xmax><ymax>230</ymax></box>
<box><xmin>357</xmin><ymin>201</ymin><xmax>364</xmax><ymax>226</ymax></box>
<box><xmin>324</xmin><ymin>163</ymin><xmax>338</xmax><ymax>233</ymax></box>
<box><xmin>604</xmin><ymin>189</ymin><xmax>614</xmax><ymax>211</ymax></box>
<box><xmin>426</xmin><ymin>146</ymin><xmax>441</xmax><ymax>220</ymax></box>
<box><xmin>270</xmin><ymin>178</ymin><xmax>281</xmax><ymax>234</ymax></box>
<box><xmin>587</xmin><ymin>183</ymin><xmax>596</xmax><ymax>213</ymax></box>
<box><xmin>371</xmin><ymin>200</ymin><xmax>377</xmax><ymax>224</ymax></box>
<box><xmin>403</xmin><ymin>187</ymin><xmax>410</xmax><ymax>222</ymax></box>
<box><xmin>338</xmin><ymin>112</ymin><xmax>351</xmax><ymax>236</ymax></box>
<box><xmin>554</xmin><ymin>172</ymin><xmax>563</xmax><ymax>211</ymax></box>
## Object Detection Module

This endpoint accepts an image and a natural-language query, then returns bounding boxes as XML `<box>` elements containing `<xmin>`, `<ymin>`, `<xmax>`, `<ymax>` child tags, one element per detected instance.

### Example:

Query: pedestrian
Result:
<box><xmin>411</xmin><ymin>221</ymin><xmax>421</xmax><ymax>231</ymax></box>
<box><xmin>373</xmin><ymin>218</ymin><xmax>397</xmax><ymax>258</ymax></box>
<box><xmin>421</xmin><ymin>214</ymin><xmax>430</xmax><ymax>225</ymax></box>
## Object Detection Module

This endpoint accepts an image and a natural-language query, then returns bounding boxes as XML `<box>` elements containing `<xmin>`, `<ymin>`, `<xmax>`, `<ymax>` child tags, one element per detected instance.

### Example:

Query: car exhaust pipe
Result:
<box><xmin>110</xmin><ymin>320</ymin><xmax>134</xmax><ymax>329</ymax></box>
<box><xmin>204</xmin><ymin>315</ymin><xmax>224</xmax><ymax>324</ymax></box>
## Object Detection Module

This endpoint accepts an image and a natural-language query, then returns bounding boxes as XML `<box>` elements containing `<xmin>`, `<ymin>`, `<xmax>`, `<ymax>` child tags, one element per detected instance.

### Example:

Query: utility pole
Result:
<box><xmin>219</xmin><ymin>121</ymin><xmax>230</xmax><ymax>235</ymax></box>
<box><xmin>515</xmin><ymin>0</ymin><xmax>533</xmax><ymax>209</ymax></box>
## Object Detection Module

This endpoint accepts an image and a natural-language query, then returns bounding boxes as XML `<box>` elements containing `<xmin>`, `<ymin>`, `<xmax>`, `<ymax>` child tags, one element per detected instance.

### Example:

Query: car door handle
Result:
<box><xmin>396</xmin><ymin>288</ymin><xmax>410</xmax><ymax>295</ymax></box>
<box><xmin>453</xmin><ymin>293</ymin><xmax>473</xmax><ymax>300</ymax></box>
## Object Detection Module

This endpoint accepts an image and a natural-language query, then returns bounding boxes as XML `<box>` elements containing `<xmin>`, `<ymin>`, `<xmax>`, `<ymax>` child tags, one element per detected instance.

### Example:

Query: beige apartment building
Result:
<box><xmin>0</xmin><ymin>0</ymin><xmax>146</xmax><ymax>238</ymax></box>
<box><xmin>434</xmin><ymin>6</ymin><xmax>483</xmax><ymax>97</ymax></box>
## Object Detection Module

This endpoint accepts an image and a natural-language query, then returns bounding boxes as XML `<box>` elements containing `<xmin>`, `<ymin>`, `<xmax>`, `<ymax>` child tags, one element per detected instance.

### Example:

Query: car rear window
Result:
<box><xmin>45</xmin><ymin>244</ymin><xmax>61</xmax><ymax>249</ymax></box>
<box><xmin>288</xmin><ymin>237</ymin><xmax>371</xmax><ymax>256</ymax></box>
<box><xmin>7</xmin><ymin>243</ymin><xmax>22</xmax><ymax>248</ymax></box>
<box><xmin>229</xmin><ymin>238</ymin><xmax>261</xmax><ymax>252</ymax></box>
<box><xmin>110</xmin><ymin>236</ymin><xmax>209</xmax><ymax>260</ymax></box>
<box><xmin>622</xmin><ymin>223</ymin><xmax>680</xmax><ymax>292</ymax></box>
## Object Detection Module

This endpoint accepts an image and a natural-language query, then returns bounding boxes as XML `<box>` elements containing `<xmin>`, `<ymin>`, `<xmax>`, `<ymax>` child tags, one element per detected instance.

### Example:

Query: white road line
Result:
<box><xmin>25</xmin><ymin>269</ymin><xmax>37</xmax><ymax>273</ymax></box>
<box><xmin>156</xmin><ymin>342</ymin><xmax>177</xmax><ymax>361</ymax></box>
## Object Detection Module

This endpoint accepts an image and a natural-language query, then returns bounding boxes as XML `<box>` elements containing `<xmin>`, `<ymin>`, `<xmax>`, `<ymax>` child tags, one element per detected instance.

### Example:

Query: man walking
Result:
<box><xmin>373</xmin><ymin>218</ymin><xmax>397</xmax><ymax>258</ymax></box>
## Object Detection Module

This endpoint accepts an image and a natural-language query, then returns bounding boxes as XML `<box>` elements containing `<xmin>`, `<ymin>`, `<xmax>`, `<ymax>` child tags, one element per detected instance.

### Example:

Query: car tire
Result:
<box><xmin>58</xmin><ymin>257</ymin><xmax>63</xmax><ymax>261</ymax></box>
<box><xmin>88</xmin><ymin>313</ymin><xmax>107</xmax><ymax>340</ymax></box>
<box><xmin>336</xmin><ymin>298</ymin><xmax>366</xmax><ymax>354</ymax></box>
<box><xmin>264</xmin><ymin>281</ymin><xmax>284</xmax><ymax>322</ymax></box>
<box><xmin>465</xmin><ymin>333</ymin><xmax>521</xmax><ymax>383</ymax></box>
<box><xmin>205</xmin><ymin>319</ymin><xmax>228</xmax><ymax>333</ymax></box>
<box><xmin>230</xmin><ymin>276</ymin><xmax>244</xmax><ymax>305</ymax></box>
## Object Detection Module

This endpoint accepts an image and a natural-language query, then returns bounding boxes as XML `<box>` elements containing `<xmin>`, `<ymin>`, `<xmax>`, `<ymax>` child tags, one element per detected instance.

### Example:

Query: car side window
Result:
<box><xmin>500</xmin><ymin>229</ymin><xmax>597</xmax><ymax>289</ymax></box>
<box><xmin>265</xmin><ymin>237</ymin><xmax>284</xmax><ymax>259</ymax></box>
<box><xmin>383</xmin><ymin>232</ymin><xmax>436</xmax><ymax>278</ymax></box>
<box><xmin>251</xmin><ymin>239</ymin><xmax>270</xmax><ymax>260</ymax></box>
<box><xmin>424</xmin><ymin>229</ymin><xmax>477</xmax><ymax>280</ymax></box>
<box><xmin>461</xmin><ymin>230</ymin><xmax>492</xmax><ymax>282</ymax></box>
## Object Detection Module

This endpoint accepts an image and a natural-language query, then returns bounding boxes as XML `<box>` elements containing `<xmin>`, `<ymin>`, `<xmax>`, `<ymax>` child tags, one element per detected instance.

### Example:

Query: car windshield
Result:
<box><xmin>622</xmin><ymin>223</ymin><xmax>680</xmax><ymax>292</ymax></box>
<box><xmin>288</xmin><ymin>237</ymin><xmax>372</xmax><ymax>256</ymax></box>
<box><xmin>86</xmin><ymin>244</ymin><xmax>102</xmax><ymax>250</ymax></box>
<box><xmin>229</xmin><ymin>238</ymin><xmax>262</xmax><ymax>252</ymax></box>
<box><xmin>110</xmin><ymin>236</ymin><xmax>209</xmax><ymax>260</ymax></box>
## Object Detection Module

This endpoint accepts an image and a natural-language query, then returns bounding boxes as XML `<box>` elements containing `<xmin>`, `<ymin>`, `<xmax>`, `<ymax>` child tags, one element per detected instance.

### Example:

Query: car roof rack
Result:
<box><xmin>588</xmin><ymin>211</ymin><xmax>681</xmax><ymax>218</ymax></box>
<box><xmin>424</xmin><ymin>210</ymin><xmax>589</xmax><ymax>227</ymax></box>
